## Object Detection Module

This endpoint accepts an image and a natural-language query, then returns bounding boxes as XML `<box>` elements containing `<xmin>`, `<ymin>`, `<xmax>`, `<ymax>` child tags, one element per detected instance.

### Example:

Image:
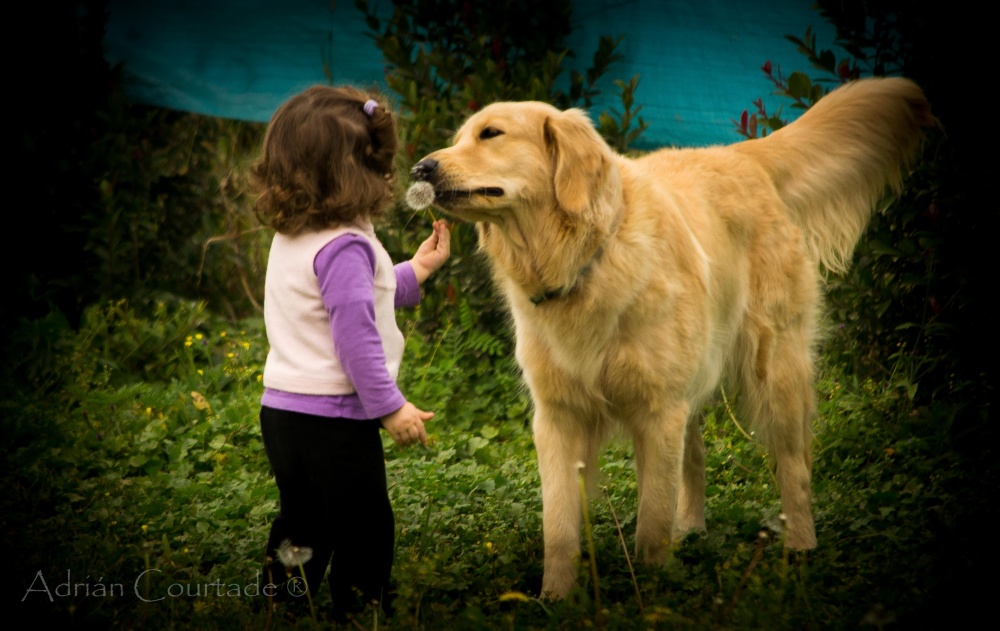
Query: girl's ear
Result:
<box><xmin>366</xmin><ymin>104</ymin><xmax>398</xmax><ymax>175</ymax></box>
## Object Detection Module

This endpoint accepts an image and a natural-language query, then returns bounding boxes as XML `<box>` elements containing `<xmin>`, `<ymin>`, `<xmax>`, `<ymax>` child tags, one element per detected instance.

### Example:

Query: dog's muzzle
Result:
<box><xmin>410</xmin><ymin>158</ymin><xmax>505</xmax><ymax>202</ymax></box>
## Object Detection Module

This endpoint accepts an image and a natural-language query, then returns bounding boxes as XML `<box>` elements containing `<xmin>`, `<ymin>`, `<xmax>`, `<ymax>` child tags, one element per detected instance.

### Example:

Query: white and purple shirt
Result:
<box><xmin>262</xmin><ymin>221</ymin><xmax>420</xmax><ymax>420</ymax></box>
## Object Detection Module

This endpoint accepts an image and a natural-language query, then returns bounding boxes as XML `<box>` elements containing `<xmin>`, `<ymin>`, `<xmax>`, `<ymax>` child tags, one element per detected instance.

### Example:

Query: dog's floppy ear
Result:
<box><xmin>544</xmin><ymin>108</ymin><xmax>609</xmax><ymax>214</ymax></box>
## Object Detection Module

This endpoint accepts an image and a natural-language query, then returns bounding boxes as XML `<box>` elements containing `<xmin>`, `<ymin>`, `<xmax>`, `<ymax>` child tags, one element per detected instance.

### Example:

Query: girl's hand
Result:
<box><xmin>381</xmin><ymin>401</ymin><xmax>432</xmax><ymax>447</ymax></box>
<box><xmin>410</xmin><ymin>220</ymin><xmax>451</xmax><ymax>284</ymax></box>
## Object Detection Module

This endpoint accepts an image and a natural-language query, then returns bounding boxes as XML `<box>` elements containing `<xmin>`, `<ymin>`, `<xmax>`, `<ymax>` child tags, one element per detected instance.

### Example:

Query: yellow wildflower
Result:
<box><xmin>191</xmin><ymin>391</ymin><xmax>212</xmax><ymax>412</ymax></box>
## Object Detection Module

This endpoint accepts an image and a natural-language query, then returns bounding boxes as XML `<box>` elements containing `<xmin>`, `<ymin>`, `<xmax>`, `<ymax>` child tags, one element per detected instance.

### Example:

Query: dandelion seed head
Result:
<box><xmin>277</xmin><ymin>539</ymin><xmax>313</xmax><ymax>566</ymax></box>
<box><xmin>406</xmin><ymin>181</ymin><xmax>436</xmax><ymax>211</ymax></box>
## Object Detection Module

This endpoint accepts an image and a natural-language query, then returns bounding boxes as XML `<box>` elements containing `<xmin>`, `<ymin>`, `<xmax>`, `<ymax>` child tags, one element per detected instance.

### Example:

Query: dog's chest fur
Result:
<box><xmin>507</xmin><ymin>239</ymin><xmax>734</xmax><ymax>416</ymax></box>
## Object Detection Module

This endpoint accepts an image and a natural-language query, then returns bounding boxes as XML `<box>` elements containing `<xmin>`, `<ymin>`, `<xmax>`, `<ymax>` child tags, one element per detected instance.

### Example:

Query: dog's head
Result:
<box><xmin>411</xmin><ymin>101</ymin><xmax>617</xmax><ymax>223</ymax></box>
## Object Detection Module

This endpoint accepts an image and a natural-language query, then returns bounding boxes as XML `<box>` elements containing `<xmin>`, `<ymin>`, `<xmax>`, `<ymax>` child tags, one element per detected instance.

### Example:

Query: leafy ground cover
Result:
<box><xmin>4</xmin><ymin>296</ymin><xmax>991</xmax><ymax>629</ymax></box>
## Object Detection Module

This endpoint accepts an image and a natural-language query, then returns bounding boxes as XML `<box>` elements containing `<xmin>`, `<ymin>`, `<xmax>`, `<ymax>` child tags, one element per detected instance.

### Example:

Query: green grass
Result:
<box><xmin>3</xmin><ymin>297</ymin><xmax>991</xmax><ymax>629</ymax></box>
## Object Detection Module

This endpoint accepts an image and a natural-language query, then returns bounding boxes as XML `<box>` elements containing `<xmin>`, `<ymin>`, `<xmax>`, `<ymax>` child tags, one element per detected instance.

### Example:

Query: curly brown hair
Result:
<box><xmin>250</xmin><ymin>85</ymin><xmax>399</xmax><ymax>234</ymax></box>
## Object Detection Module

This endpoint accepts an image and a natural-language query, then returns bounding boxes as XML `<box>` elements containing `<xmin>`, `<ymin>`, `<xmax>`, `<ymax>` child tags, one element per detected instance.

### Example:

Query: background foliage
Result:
<box><xmin>730</xmin><ymin>3</ymin><xmax>993</xmax><ymax>494</ymax></box>
<box><xmin>8</xmin><ymin>0</ymin><xmax>266</xmax><ymax>340</ymax></box>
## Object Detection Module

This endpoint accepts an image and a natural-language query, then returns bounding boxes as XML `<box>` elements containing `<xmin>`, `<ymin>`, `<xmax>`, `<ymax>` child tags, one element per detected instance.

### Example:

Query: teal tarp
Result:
<box><xmin>104</xmin><ymin>0</ymin><xmax>838</xmax><ymax>148</ymax></box>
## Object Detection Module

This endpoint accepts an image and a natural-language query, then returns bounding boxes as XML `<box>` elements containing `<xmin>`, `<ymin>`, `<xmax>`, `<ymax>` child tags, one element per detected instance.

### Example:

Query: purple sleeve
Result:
<box><xmin>314</xmin><ymin>235</ymin><xmax>405</xmax><ymax>419</ymax></box>
<box><xmin>394</xmin><ymin>262</ymin><xmax>421</xmax><ymax>307</ymax></box>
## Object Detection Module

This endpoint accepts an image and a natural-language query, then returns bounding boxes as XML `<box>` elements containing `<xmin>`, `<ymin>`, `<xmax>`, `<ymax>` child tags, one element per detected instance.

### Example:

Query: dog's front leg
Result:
<box><xmin>631</xmin><ymin>402</ymin><xmax>689</xmax><ymax>565</ymax></box>
<box><xmin>533</xmin><ymin>405</ymin><xmax>587</xmax><ymax>600</ymax></box>
<box><xmin>675</xmin><ymin>411</ymin><xmax>707</xmax><ymax>537</ymax></box>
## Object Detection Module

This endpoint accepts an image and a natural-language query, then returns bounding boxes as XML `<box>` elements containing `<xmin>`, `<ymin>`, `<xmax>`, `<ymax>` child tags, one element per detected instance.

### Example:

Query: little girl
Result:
<box><xmin>250</xmin><ymin>85</ymin><xmax>450</xmax><ymax>620</ymax></box>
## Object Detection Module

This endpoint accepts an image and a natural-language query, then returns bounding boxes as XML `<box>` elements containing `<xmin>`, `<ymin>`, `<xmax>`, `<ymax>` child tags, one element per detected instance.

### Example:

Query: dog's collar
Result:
<box><xmin>529</xmin><ymin>215</ymin><xmax>621</xmax><ymax>306</ymax></box>
<box><xmin>529</xmin><ymin>247</ymin><xmax>603</xmax><ymax>305</ymax></box>
<box><xmin>530</xmin><ymin>289</ymin><xmax>565</xmax><ymax>305</ymax></box>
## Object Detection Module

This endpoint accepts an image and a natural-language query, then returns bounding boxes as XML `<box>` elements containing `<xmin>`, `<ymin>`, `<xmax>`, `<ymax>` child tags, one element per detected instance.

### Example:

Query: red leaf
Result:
<box><xmin>837</xmin><ymin>60</ymin><xmax>852</xmax><ymax>80</ymax></box>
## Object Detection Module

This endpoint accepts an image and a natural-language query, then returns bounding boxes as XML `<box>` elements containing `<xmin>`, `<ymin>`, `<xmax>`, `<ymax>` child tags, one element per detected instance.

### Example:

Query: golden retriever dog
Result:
<box><xmin>410</xmin><ymin>77</ymin><xmax>937</xmax><ymax>599</ymax></box>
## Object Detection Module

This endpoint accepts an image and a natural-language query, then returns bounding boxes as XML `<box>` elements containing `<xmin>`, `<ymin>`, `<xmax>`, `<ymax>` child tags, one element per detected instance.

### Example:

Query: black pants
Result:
<box><xmin>259</xmin><ymin>406</ymin><xmax>394</xmax><ymax>615</ymax></box>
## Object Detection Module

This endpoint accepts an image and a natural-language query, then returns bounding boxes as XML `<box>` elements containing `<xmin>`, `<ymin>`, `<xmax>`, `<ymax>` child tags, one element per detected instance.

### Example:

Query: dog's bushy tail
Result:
<box><xmin>735</xmin><ymin>77</ymin><xmax>939</xmax><ymax>273</ymax></box>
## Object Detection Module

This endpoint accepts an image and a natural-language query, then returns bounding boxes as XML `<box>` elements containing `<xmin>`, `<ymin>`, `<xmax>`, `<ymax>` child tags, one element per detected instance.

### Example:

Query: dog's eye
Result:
<box><xmin>479</xmin><ymin>127</ymin><xmax>504</xmax><ymax>140</ymax></box>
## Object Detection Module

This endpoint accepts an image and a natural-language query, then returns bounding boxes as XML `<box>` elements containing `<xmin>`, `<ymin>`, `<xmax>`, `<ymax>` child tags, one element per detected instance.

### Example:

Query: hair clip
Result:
<box><xmin>363</xmin><ymin>99</ymin><xmax>379</xmax><ymax>117</ymax></box>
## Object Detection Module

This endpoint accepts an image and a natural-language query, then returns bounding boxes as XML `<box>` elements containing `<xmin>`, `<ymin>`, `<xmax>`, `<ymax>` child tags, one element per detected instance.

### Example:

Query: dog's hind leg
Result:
<box><xmin>743</xmin><ymin>326</ymin><xmax>818</xmax><ymax>550</ymax></box>
<box><xmin>675</xmin><ymin>411</ymin><xmax>707</xmax><ymax>538</ymax></box>
<box><xmin>631</xmin><ymin>401</ymin><xmax>690</xmax><ymax>564</ymax></box>
<box><xmin>770</xmin><ymin>388</ymin><xmax>817</xmax><ymax>550</ymax></box>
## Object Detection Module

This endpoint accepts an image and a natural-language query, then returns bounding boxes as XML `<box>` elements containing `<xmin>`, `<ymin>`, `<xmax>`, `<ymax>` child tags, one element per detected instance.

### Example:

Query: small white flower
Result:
<box><xmin>277</xmin><ymin>539</ymin><xmax>313</xmax><ymax>567</ymax></box>
<box><xmin>406</xmin><ymin>181</ymin><xmax>436</xmax><ymax>210</ymax></box>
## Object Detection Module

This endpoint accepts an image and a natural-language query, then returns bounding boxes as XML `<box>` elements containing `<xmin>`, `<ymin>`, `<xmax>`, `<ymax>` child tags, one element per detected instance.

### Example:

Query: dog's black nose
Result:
<box><xmin>411</xmin><ymin>158</ymin><xmax>439</xmax><ymax>181</ymax></box>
